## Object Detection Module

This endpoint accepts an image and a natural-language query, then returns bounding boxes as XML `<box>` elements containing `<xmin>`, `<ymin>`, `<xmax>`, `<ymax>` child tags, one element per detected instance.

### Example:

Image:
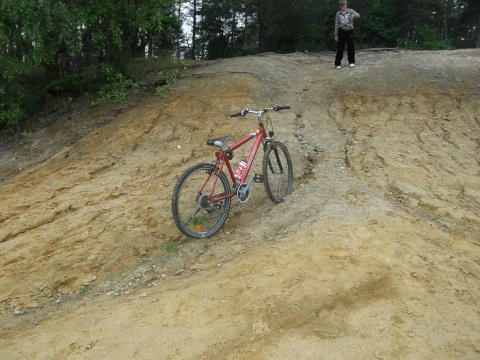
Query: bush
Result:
<box><xmin>46</xmin><ymin>67</ymin><xmax>99</xmax><ymax>96</ymax></box>
<box><xmin>402</xmin><ymin>27</ymin><xmax>453</xmax><ymax>50</ymax></box>
<box><xmin>91</xmin><ymin>64</ymin><xmax>139</xmax><ymax>107</ymax></box>
<box><xmin>0</xmin><ymin>100</ymin><xmax>24</xmax><ymax>135</ymax></box>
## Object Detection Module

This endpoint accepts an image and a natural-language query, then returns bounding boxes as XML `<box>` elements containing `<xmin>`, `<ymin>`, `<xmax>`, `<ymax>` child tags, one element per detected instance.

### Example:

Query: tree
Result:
<box><xmin>0</xmin><ymin>0</ymin><xmax>179</xmax><ymax>133</ymax></box>
<box><xmin>354</xmin><ymin>0</ymin><xmax>399</xmax><ymax>47</ymax></box>
<box><xmin>453</xmin><ymin>0</ymin><xmax>480</xmax><ymax>47</ymax></box>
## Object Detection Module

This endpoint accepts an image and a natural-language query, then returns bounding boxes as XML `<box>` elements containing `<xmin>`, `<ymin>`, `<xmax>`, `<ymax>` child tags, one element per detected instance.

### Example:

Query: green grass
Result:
<box><xmin>163</xmin><ymin>242</ymin><xmax>181</xmax><ymax>254</ymax></box>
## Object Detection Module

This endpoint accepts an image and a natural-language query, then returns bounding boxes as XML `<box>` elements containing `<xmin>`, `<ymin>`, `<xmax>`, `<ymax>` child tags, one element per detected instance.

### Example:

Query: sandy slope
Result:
<box><xmin>1</xmin><ymin>49</ymin><xmax>479</xmax><ymax>359</ymax></box>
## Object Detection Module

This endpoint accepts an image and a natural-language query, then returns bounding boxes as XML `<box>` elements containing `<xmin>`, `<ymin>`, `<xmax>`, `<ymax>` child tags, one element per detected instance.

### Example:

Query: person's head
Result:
<box><xmin>339</xmin><ymin>0</ymin><xmax>347</xmax><ymax>11</ymax></box>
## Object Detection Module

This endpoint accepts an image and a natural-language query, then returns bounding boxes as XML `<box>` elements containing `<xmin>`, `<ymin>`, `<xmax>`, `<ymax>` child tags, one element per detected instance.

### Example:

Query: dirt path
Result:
<box><xmin>1</xmin><ymin>49</ymin><xmax>479</xmax><ymax>359</ymax></box>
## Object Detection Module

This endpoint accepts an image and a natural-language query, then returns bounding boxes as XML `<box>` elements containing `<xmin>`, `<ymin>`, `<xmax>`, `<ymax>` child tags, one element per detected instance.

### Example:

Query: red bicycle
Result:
<box><xmin>171</xmin><ymin>104</ymin><xmax>294</xmax><ymax>238</ymax></box>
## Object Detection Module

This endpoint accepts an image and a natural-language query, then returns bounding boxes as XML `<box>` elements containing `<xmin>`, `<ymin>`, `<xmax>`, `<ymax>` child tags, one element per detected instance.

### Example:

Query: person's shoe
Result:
<box><xmin>335</xmin><ymin>65</ymin><xmax>341</xmax><ymax>70</ymax></box>
<box><xmin>349</xmin><ymin>63</ymin><xmax>355</xmax><ymax>68</ymax></box>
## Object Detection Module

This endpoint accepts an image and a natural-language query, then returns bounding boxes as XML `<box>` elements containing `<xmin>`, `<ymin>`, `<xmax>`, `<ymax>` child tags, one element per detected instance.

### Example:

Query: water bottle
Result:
<box><xmin>234</xmin><ymin>160</ymin><xmax>247</xmax><ymax>180</ymax></box>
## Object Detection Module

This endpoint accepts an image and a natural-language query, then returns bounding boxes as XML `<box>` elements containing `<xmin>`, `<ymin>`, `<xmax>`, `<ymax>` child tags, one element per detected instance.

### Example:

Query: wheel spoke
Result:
<box><xmin>172</xmin><ymin>163</ymin><xmax>231</xmax><ymax>238</ymax></box>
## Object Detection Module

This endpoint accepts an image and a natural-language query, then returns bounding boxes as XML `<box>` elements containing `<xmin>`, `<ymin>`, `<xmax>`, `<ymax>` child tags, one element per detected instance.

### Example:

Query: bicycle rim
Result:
<box><xmin>172</xmin><ymin>163</ymin><xmax>231</xmax><ymax>238</ymax></box>
<box><xmin>262</xmin><ymin>141</ymin><xmax>293</xmax><ymax>204</ymax></box>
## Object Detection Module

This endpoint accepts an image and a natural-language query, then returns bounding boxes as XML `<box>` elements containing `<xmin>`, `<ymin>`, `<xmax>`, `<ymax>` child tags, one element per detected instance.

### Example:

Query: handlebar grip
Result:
<box><xmin>273</xmin><ymin>104</ymin><xmax>290</xmax><ymax>111</ymax></box>
<box><xmin>230</xmin><ymin>109</ymin><xmax>248</xmax><ymax>117</ymax></box>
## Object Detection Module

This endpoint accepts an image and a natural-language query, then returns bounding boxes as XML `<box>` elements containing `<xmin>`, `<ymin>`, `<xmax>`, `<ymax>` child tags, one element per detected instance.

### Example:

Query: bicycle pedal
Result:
<box><xmin>253</xmin><ymin>174</ymin><xmax>264</xmax><ymax>183</ymax></box>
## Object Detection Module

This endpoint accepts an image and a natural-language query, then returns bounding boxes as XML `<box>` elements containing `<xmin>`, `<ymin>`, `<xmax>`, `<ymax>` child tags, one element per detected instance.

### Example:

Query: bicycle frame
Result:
<box><xmin>208</xmin><ymin>123</ymin><xmax>268</xmax><ymax>203</ymax></box>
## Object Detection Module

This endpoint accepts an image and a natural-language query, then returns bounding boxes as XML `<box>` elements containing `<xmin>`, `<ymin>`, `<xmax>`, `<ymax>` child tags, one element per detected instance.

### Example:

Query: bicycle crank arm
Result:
<box><xmin>237</xmin><ymin>176</ymin><xmax>255</xmax><ymax>203</ymax></box>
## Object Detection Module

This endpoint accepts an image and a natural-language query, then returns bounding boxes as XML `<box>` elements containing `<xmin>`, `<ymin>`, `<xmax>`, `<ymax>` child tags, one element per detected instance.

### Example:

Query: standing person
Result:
<box><xmin>334</xmin><ymin>0</ymin><xmax>360</xmax><ymax>69</ymax></box>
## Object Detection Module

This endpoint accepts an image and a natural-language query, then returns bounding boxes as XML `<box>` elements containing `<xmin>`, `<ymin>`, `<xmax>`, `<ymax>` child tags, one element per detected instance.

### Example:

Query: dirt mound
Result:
<box><xmin>1</xmin><ymin>49</ymin><xmax>479</xmax><ymax>359</ymax></box>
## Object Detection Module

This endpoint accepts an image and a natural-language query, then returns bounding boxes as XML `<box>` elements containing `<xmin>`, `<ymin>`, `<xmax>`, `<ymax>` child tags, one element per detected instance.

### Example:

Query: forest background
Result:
<box><xmin>1</xmin><ymin>0</ymin><xmax>479</xmax><ymax>135</ymax></box>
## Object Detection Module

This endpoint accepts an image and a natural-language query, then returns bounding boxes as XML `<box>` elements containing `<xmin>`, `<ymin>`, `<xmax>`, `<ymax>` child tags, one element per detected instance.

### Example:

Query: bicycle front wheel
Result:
<box><xmin>172</xmin><ymin>163</ymin><xmax>232</xmax><ymax>238</ymax></box>
<box><xmin>262</xmin><ymin>141</ymin><xmax>293</xmax><ymax>204</ymax></box>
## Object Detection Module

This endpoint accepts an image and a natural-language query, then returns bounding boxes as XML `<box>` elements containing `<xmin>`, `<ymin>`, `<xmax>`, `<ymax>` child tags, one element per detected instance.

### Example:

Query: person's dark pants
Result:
<box><xmin>335</xmin><ymin>29</ymin><xmax>355</xmax><ymax>66</ymax></box>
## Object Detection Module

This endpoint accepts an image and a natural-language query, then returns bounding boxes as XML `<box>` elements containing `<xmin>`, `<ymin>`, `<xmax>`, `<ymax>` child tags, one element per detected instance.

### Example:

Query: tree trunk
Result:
<box><xmin>192</xmin><ymin>0</ymin><xmax>198</xmax><ymax>60</ymax></box>
<box><xmin>475</xmin><ymin>5</ymin><xmax>480</xmax><ymax>47</ymax></box>
<box><xmin>442</xmin><ymin>0</ymin><xmax>448</xmax><ymax>40</ymax></box>
<box><xmin>257</xmin><ymin>0</ymin><xmax>274</xmax><ymax>53</ymax></box>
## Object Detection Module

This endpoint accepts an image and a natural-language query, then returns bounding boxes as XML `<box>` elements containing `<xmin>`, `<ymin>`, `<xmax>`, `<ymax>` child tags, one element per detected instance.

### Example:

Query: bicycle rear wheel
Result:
<box><xmin>262</xmin><ymin>141</ymin><xmax>293</xmax><ymax>203</ymax></box>
<box><xmin>172</xmin><ymin>163</ymin><xmax>232</xmax><ymax>238</ymax></box>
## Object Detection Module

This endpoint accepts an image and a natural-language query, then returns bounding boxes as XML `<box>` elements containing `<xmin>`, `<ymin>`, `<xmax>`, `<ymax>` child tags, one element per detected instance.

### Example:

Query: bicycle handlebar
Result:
<box><xmin>230</xmin><ymin>104</ymin><xmax>290</xmax><ymax>117</ymax></box>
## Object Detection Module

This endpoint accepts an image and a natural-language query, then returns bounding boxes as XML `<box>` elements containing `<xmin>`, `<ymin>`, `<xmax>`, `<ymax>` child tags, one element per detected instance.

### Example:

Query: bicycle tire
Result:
<box><xmin>172</xmin><ymin>163</ymin><xmax>232</xmax><ymax>238</ymax></box>
<box><xmin>262</xmin><ymin>141</ymin><xmax>293</xmax><ymax>204</ymax></box>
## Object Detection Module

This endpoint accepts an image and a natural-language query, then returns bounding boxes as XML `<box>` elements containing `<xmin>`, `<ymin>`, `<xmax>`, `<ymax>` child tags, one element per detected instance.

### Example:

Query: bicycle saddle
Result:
<box><xmin>206</xmin><ymin>136</ymin><xmax>232</xmax><ymax>148</ymax></box>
